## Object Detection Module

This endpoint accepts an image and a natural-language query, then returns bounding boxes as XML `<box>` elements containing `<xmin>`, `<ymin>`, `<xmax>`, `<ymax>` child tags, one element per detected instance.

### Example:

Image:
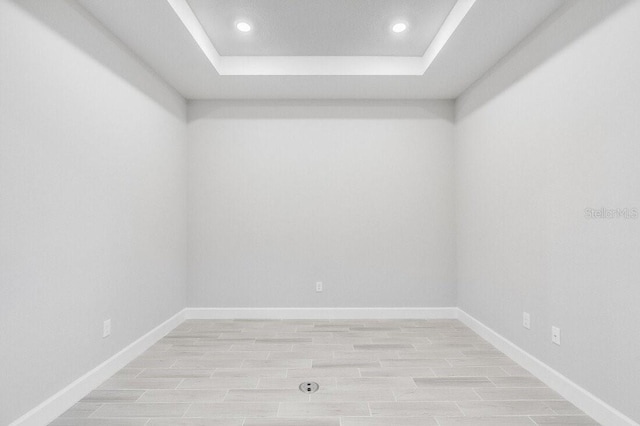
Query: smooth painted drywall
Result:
<box><xmin>0</xmin><ymin>1</ymin><xmax>187</xmax><ymax>423</ymax></box>
<box><xmin>455</xmin><ymin>0</ymin><xmax>640</xmax><ymax>422</ymax></box>
<box><xmin>188</xmin><ymin>101</ymin><xmax>455</xmax><ymax>308</ymax></box>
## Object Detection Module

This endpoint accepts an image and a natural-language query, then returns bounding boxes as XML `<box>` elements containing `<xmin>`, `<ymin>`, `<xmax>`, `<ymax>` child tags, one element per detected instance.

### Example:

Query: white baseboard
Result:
<box><xmin>457</xmin><ymin>309</ymin><xmax>639</xmax><ymax>426</ymax></box>
<box><xmin>185</xmin><ymin>307</ymin><xmax>459</xmax><ymax>320</ymax></box>
<box><xmin>9</xmin><ymin>309</ymin><xmax>186</xmax><ymax>426</ymax></box>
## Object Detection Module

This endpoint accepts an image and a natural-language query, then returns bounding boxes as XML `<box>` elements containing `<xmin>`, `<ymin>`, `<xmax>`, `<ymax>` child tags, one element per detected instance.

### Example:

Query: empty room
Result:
<box><xmin>1</xmin><ymin>0</ymin><xmax>639</xmax><ymax>425</ymax></box>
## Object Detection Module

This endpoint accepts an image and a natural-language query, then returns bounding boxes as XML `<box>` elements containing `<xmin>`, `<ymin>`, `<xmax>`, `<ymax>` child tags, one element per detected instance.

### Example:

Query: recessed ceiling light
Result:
<box><xmin>236</xmin><ymin>21</ymin><xmax>251</xmax><ymax>32</ymax></box>
<box><xmin>392</xmin><ymin>22</ymin><xmax>407</xmax><ymax>33</ymax></box>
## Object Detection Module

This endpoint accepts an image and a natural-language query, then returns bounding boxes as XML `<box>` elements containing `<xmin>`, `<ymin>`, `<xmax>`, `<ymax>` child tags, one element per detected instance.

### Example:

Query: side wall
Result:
<box><xmin>0</xmin><ymin>1</ymin><xmax>188</xmax><ymax>424</ymax></box>
<box><xmin>187</xmin><ymin>101</ymin><xmax>456</xmax><ymax>308</ymax></box>
<box><xmin>455</xmin><ymin>0</ymin><xmax>640</xmax><ymax>422</ymax></box>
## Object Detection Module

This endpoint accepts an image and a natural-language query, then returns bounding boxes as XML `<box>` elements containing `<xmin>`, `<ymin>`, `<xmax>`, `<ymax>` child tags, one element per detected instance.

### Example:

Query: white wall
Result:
<box><xmin>0</xmin><ymin>1</ymin><xmax>187</xmax><ymax>424</ymax></box>
<box><xmin>188</xmin><ymin>101</ymin><xmax>456</xmax><ymax>308</ymax></box>
<box><xmin>455</xmin><ymin>0</ymin><xmax>640</xmax><ymax>422</ymax></box>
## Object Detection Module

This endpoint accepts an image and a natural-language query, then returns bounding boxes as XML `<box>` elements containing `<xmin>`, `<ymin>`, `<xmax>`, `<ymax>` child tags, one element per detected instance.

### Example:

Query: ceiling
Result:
<box><xmin>76</xmin><ymin>0</ymin><xmax>567</xmax><ymax>99</ymax></box>
<box><xmin>186</xmin><ymin>0</ymin><xmax>458</xmax><ymax>57</ymax></box>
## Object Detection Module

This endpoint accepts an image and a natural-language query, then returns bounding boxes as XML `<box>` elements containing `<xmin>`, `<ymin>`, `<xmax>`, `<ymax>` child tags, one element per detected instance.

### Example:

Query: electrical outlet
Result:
<box><xmin>551</xmin><ymin>326</ymin><xmax>560</xmax><ymax>345</ymax></box>
<box><xmin>316</xmin><ymin>281</ymin><xmax>323</xmax><ymax>292</ymax></box>
<box><xmin>103</xmin><ymin>319</ymin><xmax>111</xmax><ymax>338</ymax></box>
<box><xmin>522</xmin><ymin>312</ymin><xmax>530</xmax><ymax>329</ymax></box>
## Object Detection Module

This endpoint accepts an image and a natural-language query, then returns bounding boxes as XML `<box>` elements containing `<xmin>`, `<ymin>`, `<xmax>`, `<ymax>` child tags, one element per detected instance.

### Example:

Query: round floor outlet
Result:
<box><xmin>299</xmin><ymin>381</ymin><xmax>319</xmax><ymax>393</ymax></box>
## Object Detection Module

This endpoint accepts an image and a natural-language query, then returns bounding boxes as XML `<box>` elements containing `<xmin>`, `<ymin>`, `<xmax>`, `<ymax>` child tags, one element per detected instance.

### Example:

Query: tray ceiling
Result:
<box><xmin>75</xmin><ymin>0</ymin><xmax>567</xmax><ymax>98</ymax></box>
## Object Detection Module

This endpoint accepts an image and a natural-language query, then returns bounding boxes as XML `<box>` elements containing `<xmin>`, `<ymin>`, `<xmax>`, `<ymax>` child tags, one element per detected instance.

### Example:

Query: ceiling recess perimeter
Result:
<box><xmin>167</xmin><ymin>0</ymin><xmax>476</xmax><ymax>75</ymax></box>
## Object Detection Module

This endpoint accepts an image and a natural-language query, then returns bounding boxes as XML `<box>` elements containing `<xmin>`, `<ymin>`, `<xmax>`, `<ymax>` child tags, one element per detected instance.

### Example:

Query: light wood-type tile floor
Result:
<box><xmin>50</xmin><ymin>319</ymin><xmax>599</xmax><ymax>425</ymax></box>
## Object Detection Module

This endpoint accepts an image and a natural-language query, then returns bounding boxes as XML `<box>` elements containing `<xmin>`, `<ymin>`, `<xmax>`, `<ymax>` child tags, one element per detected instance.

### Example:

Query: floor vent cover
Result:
<box><xmin>299</xmin><ymin>381</ymin><xmax>319</xmax><ymax>393</ymax></box>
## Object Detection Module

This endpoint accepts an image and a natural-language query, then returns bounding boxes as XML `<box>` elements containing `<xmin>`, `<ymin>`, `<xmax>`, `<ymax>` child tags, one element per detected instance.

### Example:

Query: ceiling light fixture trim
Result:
<box><xmin>236</xmin><ymin>21</ymin><xmax>251</xmax><ymax>32</ymax></box>
<box><xmin>392</xmin><ymin>22</ymin><xmax>407</xmax><ymax>33</ymax></box>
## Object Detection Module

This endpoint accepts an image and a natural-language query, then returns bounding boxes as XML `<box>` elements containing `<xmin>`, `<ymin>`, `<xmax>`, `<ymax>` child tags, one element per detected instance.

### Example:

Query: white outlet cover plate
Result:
<box><xmin>103</xmin><ymin>319</ymin><xmax>111</xmax><ymax>338</ymax></box>
<box><xmin>551</xmin><ymin>326</ymin><xmax>560</xmax><ymax>345</ymax></box>
<box><xmin>523</xmin><ymin>312</ymin><xmax>531</xmax><ymax>329</ymax></box>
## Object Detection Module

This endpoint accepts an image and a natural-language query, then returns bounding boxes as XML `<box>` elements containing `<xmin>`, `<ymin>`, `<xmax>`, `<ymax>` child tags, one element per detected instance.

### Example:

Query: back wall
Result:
<box><xmin>187</xmin><ymin>100</ymin><xmax>455</xmax><ymax>308</ymax></box>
